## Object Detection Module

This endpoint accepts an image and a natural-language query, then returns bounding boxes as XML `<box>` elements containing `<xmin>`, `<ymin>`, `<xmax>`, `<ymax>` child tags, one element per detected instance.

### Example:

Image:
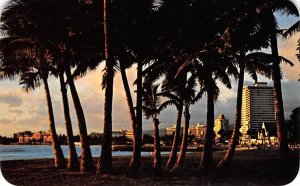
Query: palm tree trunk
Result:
<box><xmin>270</xmin><ymin>20</ymin><xmax>290</xmax><ymax>162</ymax></box>
<box><xmin>166</xmin><ymin>102</ymin><xmax>183</xmax><ymax>169</ymax></box>
<box><xmin>65</xmin><ymin>66</ymin><xmax>94</xmax><ymax>172</ymax></box>
<box><xmin>170</xmin><ymin>104</ymin><xmax>190</xmax><ymax>172</ymax></box>
<box><xmin>120</xmin><ymin>61</ymin><xmax>142</xmax><ymax>171</ymax></box>
<box><xmin>129</xmin><ymin>60</ymin><xmax>143</xmax><ymax>171</ymax></box>
<box><xmin>200</xmin><ymin>72</ymin><xmax>214</xmax><ymax>171</ymax></box>
<box><xmin>153</xmin><ymin>118</ymin><xmax>161</xmax><ymax>174</ymax></box>
<box><xmin>218</xmin><ymin>54</ymin><xmax>245</xmax><ymax>168</ymax></box>
<box><xmin>59</xmin><ymin>72</ymin><xmax>79</xmax><ymax>170</ymax></box>
<box><xmin>98</xmin><ymin>0</ymin><xmax>113</xmax><ymax>173</ymax></box>
<box><xmin>43</xmin><ymin>77</ymin><xmax>66</xmax><ymax>169</ymax></box>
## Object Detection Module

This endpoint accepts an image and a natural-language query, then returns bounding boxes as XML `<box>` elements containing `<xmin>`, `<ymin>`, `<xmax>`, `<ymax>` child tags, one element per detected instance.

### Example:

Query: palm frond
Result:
<box><xmin>157</xmin><ymin>100</ymin><xmax>175</xmax><ymax>113</ymax></box>
<box><xmin>282</xmin><ymin>21</ymin><xmax>300</xmax><ymax>38</ymax></box>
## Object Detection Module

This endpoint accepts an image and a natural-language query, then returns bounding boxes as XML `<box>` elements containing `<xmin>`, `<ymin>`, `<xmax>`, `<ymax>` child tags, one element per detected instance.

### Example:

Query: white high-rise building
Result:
<box><xmin>241</xmin><ymin>82</ymin><xmax>275</xmax><ymax>138</ymax></box>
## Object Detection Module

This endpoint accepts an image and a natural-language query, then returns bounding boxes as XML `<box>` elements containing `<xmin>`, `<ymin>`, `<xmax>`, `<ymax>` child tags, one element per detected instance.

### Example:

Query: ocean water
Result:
<box><xmin>0</xmin><ymin>145</ymin><xmax>161</xmax><ymax>161</ymax></box>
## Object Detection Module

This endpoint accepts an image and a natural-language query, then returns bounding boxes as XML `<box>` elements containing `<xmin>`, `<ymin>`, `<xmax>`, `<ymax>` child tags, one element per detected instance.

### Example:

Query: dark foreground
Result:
<box><xmin>1</xmin><ymin>149</ymin><xmax>299</xmax><ymax>185</ymax></box>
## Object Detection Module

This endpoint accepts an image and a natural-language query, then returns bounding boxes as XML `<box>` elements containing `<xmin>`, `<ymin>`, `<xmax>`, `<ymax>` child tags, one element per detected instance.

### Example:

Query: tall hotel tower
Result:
<box><xmin>241</xmin><ymin>82</ymin><xmax>275</xmax><ymax>138</ymax></box>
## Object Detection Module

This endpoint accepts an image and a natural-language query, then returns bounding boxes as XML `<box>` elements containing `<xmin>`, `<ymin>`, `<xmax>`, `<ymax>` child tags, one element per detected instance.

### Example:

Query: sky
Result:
<box><xmin>0</xmin><ymin>0</ymin><xmax>299</xmax><ymax>137</ymax></box>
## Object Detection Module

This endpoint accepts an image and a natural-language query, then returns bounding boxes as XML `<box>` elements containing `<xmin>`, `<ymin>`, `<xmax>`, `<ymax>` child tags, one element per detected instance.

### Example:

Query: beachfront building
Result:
<box><xmin>241</xmin><ymin>82</ymin><xmax>275</xmax><ymax>144</ymax></box>
<box><xmin>214</xmin><ymin>114</ymin><xmax>229</xmax><ymax>139</ymax></box>
<box><xmin>112</xmin><ymin>130</ymin><xmax>126</xmax><ymax>138</ymax></box>
<box><xmin>188</xmin><ymin>123</ymin><xmax>206</xmax><ymax>139</ymax></box>
<box><xmin>125</xmin><ymin>129</ymin><xmax>134</xmax><ymax>140</ymax></box>
<box><xmin>165</xmin><ymin>124</ymin><xmax>183</xmax><ymax>136</ymax></box>
<box><xmin>16</xmin><ymin>131</ymin><xmax>52</xmax><ymax>144</ymax></box>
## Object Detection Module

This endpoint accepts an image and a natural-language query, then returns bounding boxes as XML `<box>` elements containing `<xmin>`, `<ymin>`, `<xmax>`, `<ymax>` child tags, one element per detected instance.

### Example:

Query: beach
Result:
<box><xmin>1</xmin><ymin>149</ymin><xmax>299</xmax><ymax>185</ymax></box>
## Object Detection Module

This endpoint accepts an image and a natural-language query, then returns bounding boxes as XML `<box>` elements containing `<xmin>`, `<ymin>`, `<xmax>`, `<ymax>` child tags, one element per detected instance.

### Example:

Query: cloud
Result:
<box><xmin>0</xmin><ymin>91</ymin><xmax>23</xmax><ymax>107</ymax></box>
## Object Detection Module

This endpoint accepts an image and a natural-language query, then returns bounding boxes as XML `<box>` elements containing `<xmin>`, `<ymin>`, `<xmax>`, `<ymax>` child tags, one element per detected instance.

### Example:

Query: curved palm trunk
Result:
<box><xmin>129</xmin><ymin>60</ymin><xmax>142</xmax><ymax>171</ymax></box>
<box><xmin>153</xmin><ymin>118</ymin><xmax>161</xmax><ymax>174</ymax></box>
<box><xmin>98</xmin><ymin>0</ymin><xmax>113</xmax><ymax>173</ymax></box>
<box><xmin>59</xmin><ymin>72</ymin><xmax>79</xmax><ymax>170</ymax></box>
<box><xmin>218</xmin><ymin>57</ymin><xmax>245</xmax><ymax>168</ymax></box>
<box><xmin>120</xmin><ymin>62</ymin><xmax>142</xmax><ymax>171</ymax></box>
<box><xmin>270</xmin><ymin>21</ymin><xmax>289</xmax><ymax>162</ymax></box>
<box><xmin>170</xmin><ymin>104</ymin><xmax>190</xmax><ymax>172</ymax></box>
<box><xmin>200</xmin><ymin>73</ymin><xmax>214</xmax><ymax>172</ymax></box>
<box><xmin>66</xmin><ymin>66</ymin><xmax>94</xmax><ymax>172</ymax></box>
<box><xmin>166</xmin><ymin>103</ymin><xmax>183</xmax><ymax>169</ymax></box>
<box><xmin>43</xmin><ymin>77</ymin><xmax>66</xmax><ymax>169</ymax></box>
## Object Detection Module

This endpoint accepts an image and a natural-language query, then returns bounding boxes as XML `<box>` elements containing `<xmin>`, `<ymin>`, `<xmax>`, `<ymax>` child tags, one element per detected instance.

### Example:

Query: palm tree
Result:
<box><xmin>58</xmin><ymin>70</ymin><xmax>79</xmax><ymax>170</ymax></box>
<box><xmin>65</xmin><ymin>63</ymin><xmax>95</xmax><ymax>172</ymax></box>
<box><xmin>217</xmin><ymin>1</ymin><xmax>271</xmax><ymax>168</ymax></box>
<box><xmin>170</xmin><ymin>74</ymin><xmax>199</xmax><ymax>172</ymax></box>
<box><xmin>142</xmin><ymin>83</ymin><xmax>172</xmax><ymax>174</ymax></box>
<box><xmin>98</xmin><ymin>0</ymin><xmax>114</xmax><ymax>173</ymax></box>
<box><xmin>1</xmin><ymin>0</ymin><xmax>100</xmax><ymax>172</ymax></box>
<box><xmin>256</xmin><ymin>0</ymin><xmax>299</xmax><ymax>162</ymax></box>
<box><xmin>165</xmin><ymin>92</ymin><xmax>183</xmax><ymax>169</ymax></box>
<box><xmin>0</xmin><ymin>41</ymin><xmax>67</xmax><ymax>168</ymax></box>
<box><xmin>177</xmin><ymin>48</ymin><xmax>233</xmax><ymax>172</ymax></box>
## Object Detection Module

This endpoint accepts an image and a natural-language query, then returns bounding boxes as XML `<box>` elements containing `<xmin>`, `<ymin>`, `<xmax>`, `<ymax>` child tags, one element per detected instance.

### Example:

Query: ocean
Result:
<box><xmin>0</xmin><ymin>145</ymin><xmax>162</xmax><ymax>161</ymax></box>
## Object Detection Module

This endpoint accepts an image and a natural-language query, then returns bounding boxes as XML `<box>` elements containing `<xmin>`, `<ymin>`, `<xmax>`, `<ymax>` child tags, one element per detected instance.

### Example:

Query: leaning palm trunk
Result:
<box><xmin>66</xmin><ymin>66</ymin><xmax>94</xmax><ymax>172</ymax></box>
<box><xmin>153</xmin><ymin>118</ymin><xmax>162</xmax><ymax>174</ymax></box>
<box><xmin>98</xmin><ymin>0</ymin><xmax>113</xmax><ymax>173</ymax></box>
<box><xmin>166</xmin><ymin>103</ymin><xmax>183</xmax><ymax>169</ymax></box>
<box><xmin>200</xmin><ymin>74</ymin><xmax>215</xmax><ymax>172</ymax></box>
<box><xmin>218</xmin><ymin>58</ymin><xmax>245</xmax><ymax>168</ymax></box>
<box><xmin>129</xmin><ymin>60</ymin><xmax>143</xmax><ymax>171</ymax></box>
<box><xmin>120</xmin><ymin>61</ymin><xmax>140</xmax><ymax>169</ymax></box>
<box><xmin>170</xmin><ymin>105</ymin><xmax>190</xmax><ymax>172</ymax></box>
<box><xmin>59</xmin><ymin>72</ymin><xmax>79</xmax><ymax>170</ymax></box>
<box><xmin>43</xmin><ymin>77</ymin><xmax>66</xmax><ymax>169</ymax></box>
<box><xmin>270</xmin><ymin>21</ymin><xmax>290</xmax><ymax>162</ymax></box>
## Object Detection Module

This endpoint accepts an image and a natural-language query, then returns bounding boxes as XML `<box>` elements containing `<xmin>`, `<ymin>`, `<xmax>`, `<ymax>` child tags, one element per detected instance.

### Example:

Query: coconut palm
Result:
<box><xmin>97</xmin><ymin>0</ymin><xmax>114</xmax><ymax>173</ymax></box>
<box><xmin>256</xmin><ymin>0</ymin><xmax>299</xmax><ymax>162</ymax></box>
<box><xmin>59</xmin><ymin>70</ymin><xmax>79</xmax><ymax>171</ymax></box>
<box><xmin>142</xmin><ymin>83</ymin><xmax>173</xmax><ymax>174</ymax></box>
<box><xmin>101</xmin><ymin>0</ymin><xmax>155</xmax><ymax>172</ymax></box>
<box><xmin>217</xmin><ymin>1</ymin><xmax>271</xmax><ymax>168</ymax></box>
<box><xmin>0</xmin><ymin>40</ymin><xmax>67</xmax><ymax>168</ymax></box>
<box><xmin>169</xmin><ymin>74</ymin><xmax>200</xmax><ymax>172</ymax></box>
<box><xmin>1</xmin><ymin>0</ymin><xmax>101</xmax><ymax>172</ymax></box>
<box><xmin>177</xmin><ymin>47</ymin><xmax>234</xmax><ymax>172</ymax></box>
<box><xmin>164</xmin><ymin>92</ymin><xmax>183</xmax><ymax>169</ymax></box>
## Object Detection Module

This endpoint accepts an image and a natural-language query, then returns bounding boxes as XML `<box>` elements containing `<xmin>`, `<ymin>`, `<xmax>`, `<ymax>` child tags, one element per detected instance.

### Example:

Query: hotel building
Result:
<box><xmin>241</xmin><ymin>82</ymin><xmax>275</xmax><ymax>139</ymax></box>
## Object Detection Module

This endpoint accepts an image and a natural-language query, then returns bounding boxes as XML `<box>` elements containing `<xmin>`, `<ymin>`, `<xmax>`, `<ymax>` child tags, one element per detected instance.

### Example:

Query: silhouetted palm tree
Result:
<box><xmin>98</xmin><ymin>0</ymin><xmax>114</xmax><ymax>173</ymax></box>
<box><xmin>256</xmin><ymin>0</ymin><xmax>299</xmax><ymax>162</ymax></box>
<box><xmin>59</xmin><ymin>70</ymin><xmax>79</xmax><ymax>170</ymax></box>
<box><xmin>0</xmin><ymin>40</ymin><xmax>67</xmax><ymax>168</ymax></box>
<box><xmin>142</xmin><ymin>83</ymin><xmax>172</xmax><ymax>174</ymax></box>
<box><xmin>170</xmin><ymin>74</ymin><xmax>200</xmax><ymax>172</ymax></box>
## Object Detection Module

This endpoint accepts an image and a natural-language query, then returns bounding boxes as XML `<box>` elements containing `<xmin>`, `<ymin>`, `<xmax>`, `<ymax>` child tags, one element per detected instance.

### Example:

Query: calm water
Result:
<box><xmin>0</xmin><ymin>145</ymin><xmax>162</xmax><ymax>161</ymax></box>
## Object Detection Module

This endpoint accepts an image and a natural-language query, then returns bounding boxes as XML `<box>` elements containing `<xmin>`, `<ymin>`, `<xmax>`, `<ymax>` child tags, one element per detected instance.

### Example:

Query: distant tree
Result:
<box><xmin>143</xmin><ymin>134</ymin><xmax>154</xmax><ymax>144</ymax></box>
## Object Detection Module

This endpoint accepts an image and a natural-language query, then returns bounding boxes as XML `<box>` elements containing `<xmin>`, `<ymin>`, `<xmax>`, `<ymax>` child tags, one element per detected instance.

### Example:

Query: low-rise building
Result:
<box><xmin>112</xmin><ymin>130</ymin><xmax>126</xmax><ymax>138</ymax></box>
<box><xmin>189</xmin><ymin>123</ymin><xmax>206</xmax><ymax>139</ymax></box>
<box><xmin>165</xmin><ymin>125</ymin><xmax>183</xmax><ymax>136</ymax></box>
<box><xmin>16</xmin><ymin>131</ymin><xmax>52</xmax><ymax>144</ymax></box>
<box><xmin>125</xmin><ymin>129</ymin><xmax>134</xmax><ymax>140</ymax></box>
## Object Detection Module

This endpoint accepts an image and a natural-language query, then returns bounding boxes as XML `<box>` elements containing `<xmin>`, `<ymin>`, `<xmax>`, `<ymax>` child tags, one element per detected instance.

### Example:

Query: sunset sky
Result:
<box><xmin>0</xmin><ymin>1</ymin><xmax>299</xmax><ymax>137</ymax></box>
